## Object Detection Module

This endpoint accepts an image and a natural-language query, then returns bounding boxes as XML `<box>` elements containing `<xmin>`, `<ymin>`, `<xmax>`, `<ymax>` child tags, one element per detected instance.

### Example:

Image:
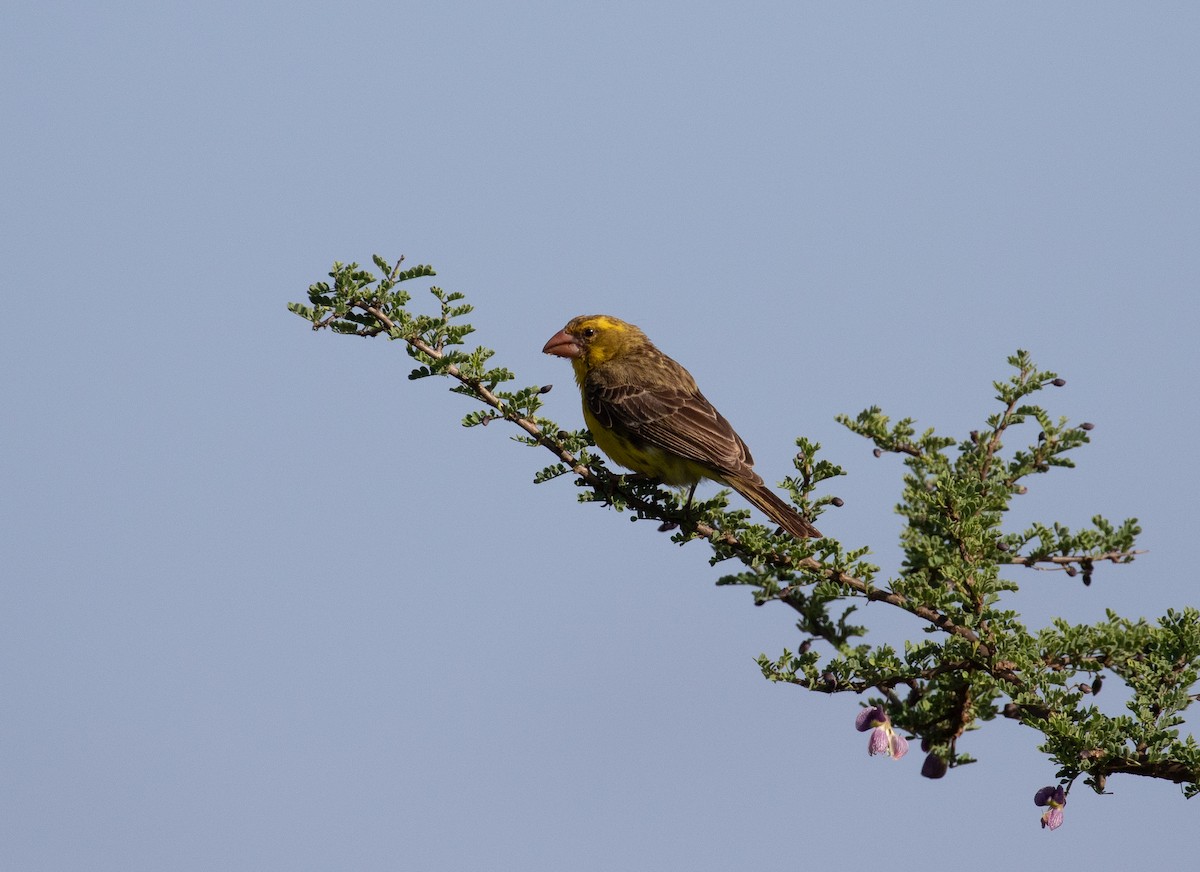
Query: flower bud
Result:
<box><xmin>921</xmin><ymin>752</ymin><xmax>948</xmax><ymax>779</ymax></box>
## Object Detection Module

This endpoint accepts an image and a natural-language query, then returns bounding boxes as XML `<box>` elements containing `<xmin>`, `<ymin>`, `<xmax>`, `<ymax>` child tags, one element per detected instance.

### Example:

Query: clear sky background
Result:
<box><xmin>3</xmin><ymin>2</ymin><xmax>1197</xmax><ymax>869</ymax></box>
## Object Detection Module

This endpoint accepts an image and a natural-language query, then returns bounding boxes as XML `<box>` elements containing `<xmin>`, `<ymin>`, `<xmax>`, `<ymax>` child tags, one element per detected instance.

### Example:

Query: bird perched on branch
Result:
<box><xmin>542</xmin><ymin>314</ymin><xmax>821</xmax><ymax>539</ymax></box>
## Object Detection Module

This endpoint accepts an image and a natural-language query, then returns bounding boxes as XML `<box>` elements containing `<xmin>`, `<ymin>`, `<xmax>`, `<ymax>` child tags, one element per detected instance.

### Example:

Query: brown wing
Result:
<box><xmin>585</xmin><ymin>369</ymin><xmax>755</xmax><ymax>479</ymax></box>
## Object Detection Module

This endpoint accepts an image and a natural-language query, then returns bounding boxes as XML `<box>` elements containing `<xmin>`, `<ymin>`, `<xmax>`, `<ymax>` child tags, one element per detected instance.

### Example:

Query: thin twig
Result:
<box><xmin>1006</xmin><ymin>551</ymin><xmax>1145</xmax><ymax>569</ymax></box>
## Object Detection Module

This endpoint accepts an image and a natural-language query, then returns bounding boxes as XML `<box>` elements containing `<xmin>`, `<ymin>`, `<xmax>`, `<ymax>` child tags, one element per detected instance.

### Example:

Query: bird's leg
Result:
<box><xmin>656</xmin><ymin>482</ymin><xmax>695</xmax><ymax>534</ymax></box>
<box><xmin>682</xmin><ymin>481</ymin><xmax>698</xmax><ymax>525</ymax></box>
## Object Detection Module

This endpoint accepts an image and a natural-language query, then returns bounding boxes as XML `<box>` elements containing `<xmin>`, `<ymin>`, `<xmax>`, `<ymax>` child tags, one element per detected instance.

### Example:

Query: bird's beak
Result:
<box><xmin>542</xmin><ymin>328</ymin><xmax>581</xmax><ymax>359</ymax></box>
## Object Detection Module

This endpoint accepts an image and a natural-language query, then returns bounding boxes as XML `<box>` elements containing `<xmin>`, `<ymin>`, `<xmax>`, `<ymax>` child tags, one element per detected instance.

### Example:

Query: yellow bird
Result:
<box><xmin>543</xmin><ymin>314</ymin><xmax>822</xmax><ymax>538</ymax></box>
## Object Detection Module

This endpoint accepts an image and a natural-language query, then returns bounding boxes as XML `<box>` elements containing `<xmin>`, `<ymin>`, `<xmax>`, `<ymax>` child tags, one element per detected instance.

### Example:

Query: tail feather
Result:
<box><xmin>730</xmin><ymin>476</ymin><xmax>823</xmax><ymax>539</ymax></box>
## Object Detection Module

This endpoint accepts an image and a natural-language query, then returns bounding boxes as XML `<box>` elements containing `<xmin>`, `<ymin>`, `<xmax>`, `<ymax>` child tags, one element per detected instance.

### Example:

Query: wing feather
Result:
<box><xmin>585</xmin><ymin>373</ymin><xmax>754</xmax><ymax>478</ymax></box>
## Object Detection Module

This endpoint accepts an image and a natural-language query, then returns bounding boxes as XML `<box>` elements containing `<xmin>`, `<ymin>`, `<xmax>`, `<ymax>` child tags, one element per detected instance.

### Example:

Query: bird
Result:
<box><xmin>542</xmin><ymin>314</ymin><xmax>822</xmax><ymax>538</ymax></box>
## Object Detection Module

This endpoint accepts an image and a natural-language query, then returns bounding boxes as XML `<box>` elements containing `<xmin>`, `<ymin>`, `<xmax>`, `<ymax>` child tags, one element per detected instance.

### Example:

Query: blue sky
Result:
<box><xmin>3</xmin><ymin>3</ymin><xmax>1197</xmax><ymax>869</ymax></box>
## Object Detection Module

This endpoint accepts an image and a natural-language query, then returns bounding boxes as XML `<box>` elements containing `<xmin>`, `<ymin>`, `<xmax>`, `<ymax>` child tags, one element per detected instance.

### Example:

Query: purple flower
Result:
<box><xmin>1034</xmin><ymin>785</ymin><xmax>1067</xmax><ymax>830</ymax></box>
<box><xmin>855</xmin><ymin>705</ymin><xmax>909</xmax><ymax>760</ymax></box>
<box><xmin>854</xmin><ymin>705</ymin><xmax>885</xmax><ymax>732</ymax></box>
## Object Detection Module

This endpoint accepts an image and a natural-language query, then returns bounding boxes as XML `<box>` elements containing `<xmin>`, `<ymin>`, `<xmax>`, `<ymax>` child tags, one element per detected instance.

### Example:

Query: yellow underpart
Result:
<box><xmin>582</xmin><ymin>404</ymin><xmax>714</xmax><ymax>487</ymax></box>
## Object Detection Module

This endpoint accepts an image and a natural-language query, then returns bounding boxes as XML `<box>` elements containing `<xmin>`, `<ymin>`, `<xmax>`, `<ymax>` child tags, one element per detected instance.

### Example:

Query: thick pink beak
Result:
<box><xmin>542</xmin><ymin>328</ymin><xmax>581</xmax><ymax>359</ymax></box>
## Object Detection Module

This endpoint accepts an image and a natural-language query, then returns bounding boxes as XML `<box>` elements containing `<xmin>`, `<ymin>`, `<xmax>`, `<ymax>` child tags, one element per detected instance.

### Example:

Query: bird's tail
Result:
<box><xmin>730</xmin><ymin>476</ymin><xmax>823</xmax><ymax>539</ymax></box>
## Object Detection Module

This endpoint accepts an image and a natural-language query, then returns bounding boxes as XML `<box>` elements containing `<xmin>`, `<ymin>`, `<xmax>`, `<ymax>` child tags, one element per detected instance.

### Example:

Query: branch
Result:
<box><xmin>291</xmin><ymin>264</ymin><xmax>1195</xmax><ymax>811</ymax></box>
<box><xmin>338</xmin><ymin>293</ymin><xmax>1137</xmax><ymax>706</ymax></box>
<box><xmin>1007</xmin><ymin>551</ymin><xmax>1146</xmax><ymax>569</ymax></box>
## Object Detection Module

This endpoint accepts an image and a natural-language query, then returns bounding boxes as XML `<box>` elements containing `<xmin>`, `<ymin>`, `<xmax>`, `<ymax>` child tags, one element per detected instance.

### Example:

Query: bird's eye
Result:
<box><xmin>582</xmin><ymin>327</ymin><xmax>596</xmax><ymax>338</ymax></box>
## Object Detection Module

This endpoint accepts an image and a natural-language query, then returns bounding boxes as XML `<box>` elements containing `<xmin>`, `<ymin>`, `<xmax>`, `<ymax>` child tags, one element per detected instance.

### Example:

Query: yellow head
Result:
<box><xmin>542</xmin><ymin>314</ymin><xmax>650</xmax><ymax>382</ymax></box>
